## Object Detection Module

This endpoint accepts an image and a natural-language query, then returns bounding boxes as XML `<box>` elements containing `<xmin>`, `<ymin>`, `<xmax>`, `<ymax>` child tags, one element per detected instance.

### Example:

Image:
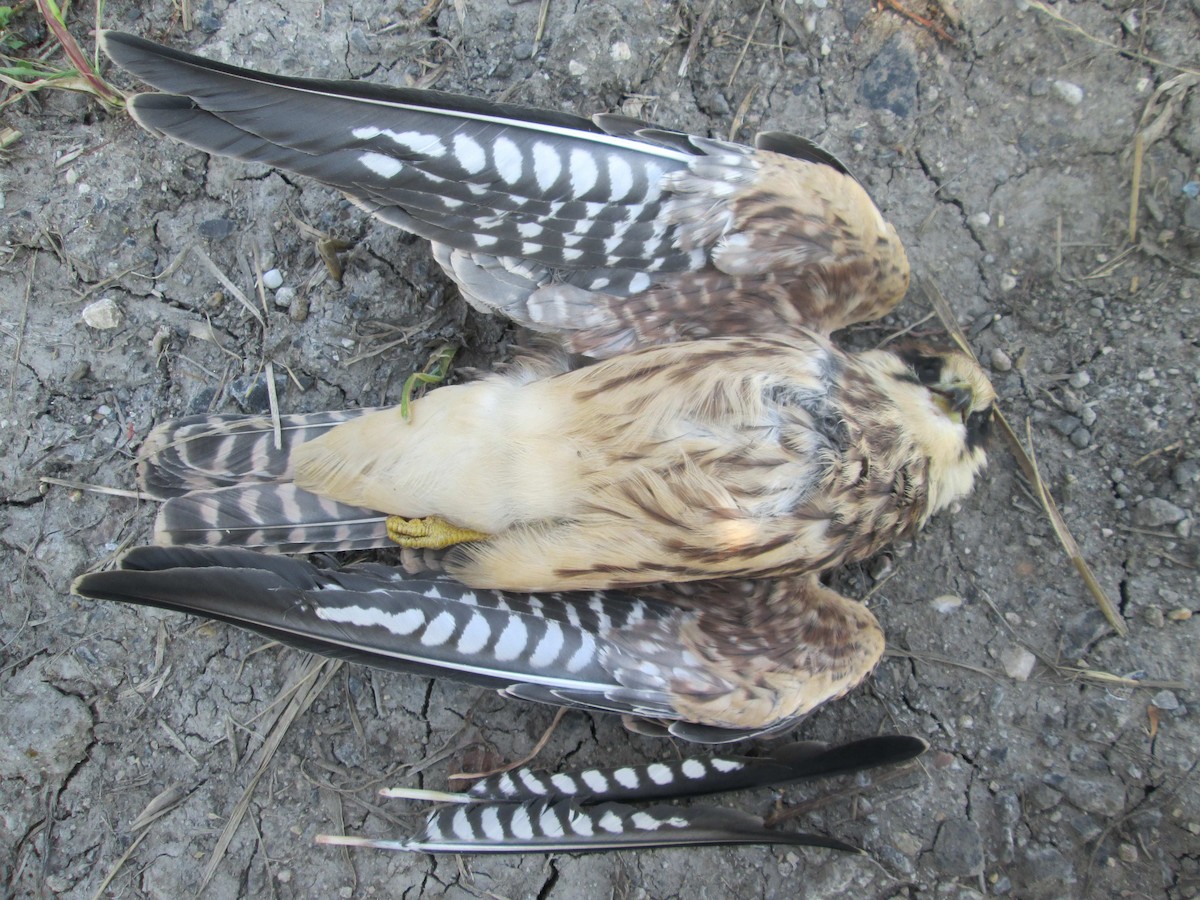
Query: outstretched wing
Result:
<box><xmin>335</xmin><ymin>735</ymin><xmax>925</xmax><ymax>853</ymax></box>
<box><xmin>101</xmin><ymin>31</ymin><xmax>909</xmax><ymax>356</ymax></box>
<box><xmin>73</xmin><ymin>547</ymin><xmax>883</xmax><ymax>743</ymax></box>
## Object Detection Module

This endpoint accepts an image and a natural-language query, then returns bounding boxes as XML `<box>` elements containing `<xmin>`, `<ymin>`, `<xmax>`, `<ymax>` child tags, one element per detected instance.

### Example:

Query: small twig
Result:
<box><xmin>447</xmin><ymin>706</ymin><xmax>568</xmax><ymax>782</ymax></box>
<box><xmin>199</xmin><ymin>658</ymin><xmax>341</xmax><ymax>893</ymax></box>
<box><xmin>920</xmin><ymin>278</ymin><xmax>1126</xmax><ymax>636</ymax></box>
<box><xmin>876</xmin><ymin>0</ymin><xmax>956</xmax><ymax>43</ymax></box>
<box><xmin>874</xmin><ymin>311</ymin><xmax>936</xmax><ymax>349</ymax></box>
<box><xmin>265</xmin><ymin>361</ymin><xmax>282</xmax><ymax>452</ymax></box>
<box><xmin>727</xmin><ymin>0</ymin><xmax>768</xmax><ymax>87</ymax></box>
<box><xmin>1133</xmin><ymin>440</ymin><xmax>1183</xmax><ymax>467</ymax></box>
<box><xmin>679</xmin><ymin>0</ymin><xmax>718</xmax><ymax>78</ymax></box>
<box><xmin>190</xmin><ymin>245</ymin><xmax>265</xmax><ymax>327</ymax></box>
<box><xmin>534</xmin><ymin>0</ymin><xmax>551</xmax><ymax>44</ymax></box>
<box><xmin>39</xmin><ymin>476</ymin><xmax>143</xmax><ymax>499</ymax></box>
<box><xmin>88</xmin><ymin>830</ymin><xmax>149</xmax><ymax>900</ymax></box>
<box><xmin>764</xmin><ymin>762</ymin><xmax>923</xmax><ymax>827</ymax></box>
<box><xmin>1025</xmin><ymin>0</ymin><xmax>1199</xmax><ymax>76</ymax></box>
<box><xmin>1128</xmin><ymin>132</ymin><xmax>1144</xmax><ymax>244</ymax></box>
<box><xmin>727</xmin><ymin>84</ymin><xmax>758</xmax><ymax>142</ymax></box>
<box><xmin>8</xmin><ymin>253</ymin><xmax>34</xmax><ymax>412</ymax></box>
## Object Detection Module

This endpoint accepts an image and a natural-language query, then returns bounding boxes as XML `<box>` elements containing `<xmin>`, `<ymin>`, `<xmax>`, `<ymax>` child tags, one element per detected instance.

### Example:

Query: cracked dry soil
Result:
<box><xmin>1</xmin><ymin>1</ymin><xmax>1198</xmax><ymax>898</ymax></box>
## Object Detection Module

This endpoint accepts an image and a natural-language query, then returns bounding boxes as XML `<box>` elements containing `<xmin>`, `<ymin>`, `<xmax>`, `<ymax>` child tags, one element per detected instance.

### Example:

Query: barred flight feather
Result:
<box><xmin>101</xmin><ymin>30</ymin><xmax>910</xmax><ymax>357</ymax></box>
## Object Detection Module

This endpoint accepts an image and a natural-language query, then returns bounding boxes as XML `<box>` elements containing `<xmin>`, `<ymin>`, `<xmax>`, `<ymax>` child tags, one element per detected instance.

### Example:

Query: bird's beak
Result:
<box><xmin>931</xmin><ymin>384</ymin><xmax>974</xmax><ymax>422</ymax></box>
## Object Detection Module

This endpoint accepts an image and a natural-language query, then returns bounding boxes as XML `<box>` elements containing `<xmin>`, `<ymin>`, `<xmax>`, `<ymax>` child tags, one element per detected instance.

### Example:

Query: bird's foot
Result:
<box><xmin>386</xmin><ymin>515</ymin><xmax>489</xmax><ymax>549</ymax></box>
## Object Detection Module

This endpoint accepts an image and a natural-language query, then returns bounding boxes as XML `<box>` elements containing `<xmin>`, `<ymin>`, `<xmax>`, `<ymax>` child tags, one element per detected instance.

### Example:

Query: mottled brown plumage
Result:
<box><xmin>127</xmin><ymin>333</ymin><xmax>994</xmax><ymax>736</ymax></box>
<box><xmin>148</xmin><ymin>333</ymin><xmax>993</xmax><ymax>593</ymax></box>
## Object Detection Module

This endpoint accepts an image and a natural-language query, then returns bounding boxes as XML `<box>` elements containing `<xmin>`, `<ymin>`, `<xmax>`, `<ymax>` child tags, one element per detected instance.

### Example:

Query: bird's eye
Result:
<box><xmin>898</xmin><ymin>349</ymin><xmax>944</xmax><ymax>385</ymax></box>
<box><xmin>966</xmin><ymin>407</ymin><xmax>993</xmax><ymax>448</ymax></box>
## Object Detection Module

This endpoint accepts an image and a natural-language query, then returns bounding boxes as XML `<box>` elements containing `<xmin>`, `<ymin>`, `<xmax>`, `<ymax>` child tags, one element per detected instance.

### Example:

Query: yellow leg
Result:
<box><xmin>386</xmin><ymin>515</ymin><xmax>490</xmax><ymax>549</ymax></box>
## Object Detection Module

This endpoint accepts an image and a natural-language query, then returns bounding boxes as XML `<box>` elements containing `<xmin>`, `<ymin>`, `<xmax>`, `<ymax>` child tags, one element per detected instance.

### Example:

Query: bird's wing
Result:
<box><xmin>101</xmin><ymin>31</ymin><xmax>909</xmax><ymax>354</ymax></box>
<box><xmin>452</xmin><ymin>735</ymin><xmax>927</xmax><ymax>804</ymax></box>
<box><xmin>360</xmin><ymin>800</ymin><xmax>856</xmax><ymax>854</ymax></box>
<box><xmin>72</xmin><ymin>548</ymin><xmax>882</xmax><ymax>742</ymax></box>
<box><xmin>337</xmin><ymin>734</ymin><xmax>925</xmax><ymax>853</ymax></box>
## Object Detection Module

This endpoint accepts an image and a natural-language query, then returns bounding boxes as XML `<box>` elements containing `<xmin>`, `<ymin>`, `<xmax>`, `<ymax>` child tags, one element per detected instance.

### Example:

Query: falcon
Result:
<box><xmin>73</xmin><ymin>31</ymin><xmax>994</xmax><ymax>852</ymax></box>
<box><xmin>78</xmin><ymin>335</ymin><xmax>993</xmax><ymax>737</ymax></box>
<box><xmin>99</xmin><ymin>30</ymin><xmax>910</xmax><ymax>357</ymax></box>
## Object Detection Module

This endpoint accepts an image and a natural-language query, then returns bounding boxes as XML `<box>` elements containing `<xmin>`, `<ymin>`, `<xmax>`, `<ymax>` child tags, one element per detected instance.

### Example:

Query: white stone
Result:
<box><xmin>931</xmin><ymin>594</ymin><xmax>963</xmax><ymax>613</ymax></box>
<box><xmin>81</xmin><ymin>297</ymin><xmax>123</xmax><ymax>330</ymax></box>
<box><xmin>1052</xmin><ymin>80</ymin><xmax>1084</xmax><ymax>106</ymax></box>
<box><xmin>610</xmin><ymin>41</ymin><xmax>632</xmax><ymax>61</ymax></box>
<box><xmin>262</xmin><ymin>268</ymin><xmax>284</xmax><ymax>290</ymax></box>
<box><xmin>1001</xmin><ymin>646</ymin><xmax>1037</xmax><ymax>681</ymax></box>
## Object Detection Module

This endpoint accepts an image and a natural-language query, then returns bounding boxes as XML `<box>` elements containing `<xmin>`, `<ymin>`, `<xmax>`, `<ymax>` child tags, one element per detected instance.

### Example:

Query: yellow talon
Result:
<box><xmin>385</xmin><ymin>515</ymin><xmax>489</xmax><ymax>549</ymax></box>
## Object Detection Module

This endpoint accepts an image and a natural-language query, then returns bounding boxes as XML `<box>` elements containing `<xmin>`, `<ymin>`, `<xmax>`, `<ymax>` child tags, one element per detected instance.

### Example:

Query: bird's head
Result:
<box><xmin>891</xmin><ymin>343</ymin><xmax>996</xmax><ymax>515</ymax></box>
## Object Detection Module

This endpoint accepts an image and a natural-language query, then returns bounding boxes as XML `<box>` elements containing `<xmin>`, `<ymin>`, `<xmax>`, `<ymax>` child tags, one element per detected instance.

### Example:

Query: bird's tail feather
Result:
<box><xmin>330</xmin><ymin>735</ymin><xmax>926</xmax><ymax>853</ymax></box>
<box><xmin>153</xmin><ymin>484</ymin><xmax>391</xmax><ymax>552</ymax></box>
<box><xmin>139</xmin><ymin>408</ymin><xmax>378</xmax><ymax>499</ymax></box>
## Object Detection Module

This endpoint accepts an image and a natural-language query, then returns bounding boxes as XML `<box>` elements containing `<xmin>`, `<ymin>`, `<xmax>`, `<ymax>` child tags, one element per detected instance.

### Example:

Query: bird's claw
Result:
<box><xmin>386</xmin><ymin>515</ymin><xmax>489</xmax><ymax>549</ymax></box>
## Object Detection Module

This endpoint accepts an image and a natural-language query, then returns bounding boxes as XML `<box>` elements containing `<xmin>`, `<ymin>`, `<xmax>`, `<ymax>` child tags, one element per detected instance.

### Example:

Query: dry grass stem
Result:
<box><xmin>1128</xmin><ymin>132</ymin><xmax>1144</xmax><ymax>244</ymax></box>
<box><xmin>39</xmin><ymin>476</ymin><xmax>143</xmax><ymax>499</ymax></box>
<box><xmin>728</xmin><ymin>84</ymin><xmax>758</xmax><ymax>142</ymax></box>
<box><xmin>265</xmin><ymin>360</ymin><xmax>282</xmax><ymax>452</ymax></box>
<box><xmin>727</xmin><ymin>0</ymin><xmax>768</xmax><ymax>88</ymax></box>
<box><xmin>1025</xmin><ymin>1</ymin><xmax>1200</xmax><ymax>76</ymax></box>
<box><xmin>679</xmin><ymin>0</ymin><xmax>718</xmax><ymax>78</ymax></box>
<box><xmin>190</xmin><ymin>245</ymin><xmax>265</xmax><ymax>327</ymax></box>
<box><xmin>919</xmin><ymin>279</ymin><xmax>1125</xmax><ymax>636</ymax></box>
<box><xmin>199</xmin><ymin>657</ymin><xmax>342</xmax><ymax>893</ymax></box>
<box><xmin>448</xmin><ymin>706</ymin><xmax>568</xmax><ymax>782</ymax></box>
<box><xmin>89</xmin><ymin>831</ymin><xmax>149</xmax><ymax>900</ymax></box>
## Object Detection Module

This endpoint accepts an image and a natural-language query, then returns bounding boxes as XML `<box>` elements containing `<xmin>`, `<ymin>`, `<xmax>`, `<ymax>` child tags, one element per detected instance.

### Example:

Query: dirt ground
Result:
<box><xmin>1</xmin><ymin>1</ymin><xmax>1197</xmax><ymax>897</ymax></box>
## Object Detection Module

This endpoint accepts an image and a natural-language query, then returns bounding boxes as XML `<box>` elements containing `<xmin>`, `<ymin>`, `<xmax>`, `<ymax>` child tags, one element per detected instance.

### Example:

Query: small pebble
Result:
<box><xmin>1133</xmin><ymin>498</ymin><xmax>1186</xmax><ymax>527</ymax></box>
<box><xmin>609</xmin><ymin>41</ymin><xmax>632</xmax><ymax>61</ymax></box>
<box><xmin>81</xmin><ymin>297</ymin><xmax>123</xmax><ymax>329</ymax></box>
<box><xmin>1000</xmin><ymin>273</ymin><xmax>1018</xmax><ymax>291</ymax></box>
<box><xmin>1052</xmin><ymin>80</ymin><xmax>1084</xmax><ymax>105</ymax></box>
<box><xmin>1068</xmin><ymin>371</ymin><xmax>1091</xmax><ymax>389</ymax></box>
<box><xmin>1143</xmin><ymin>606</ymin><xmax>1165</xmax><ymax>628</ymax></box>
<box><xmin>273</xmin><ymin>285</ymin><xmax>296</xmax><ymax>309</ymax></box>
<box><xmin>1052</xmin><ymin>415</ymin><xmax>1082</xmax><ymax>436</ymax></box>
<box><xmin>1152</xmin><ymin>690</ymin><xmax>1181</xmax><ymax>711</ymax></box>
<box><xmin>1118</xmin><ymin>843</ymin><xmax>1138</xmax><ymax>864</ymax></box>
<box><xmin>1167</xmin><ymin>608</ymin><xmax>1192</xmax><ymax>622</ymax></box>
<box><xmin>262</xmin><ymin>268</ymin><xmax>284</xmax><ymax>290</ymax></box>
<box><xmin>1070</xmin><ymin>427</ymin><xmax>1091</xmax><ymax>449</ymax></box>
<box><xmin>931</xmin><ymin>594</ymin><xmax>963</xmax><ymax>613</ymax></box>
<box><xmin>1001</xmin><ymin>646</ymin><xmax>1037</xmax><ymax>681</ymax></box>
<box><xmin>968</xmin><ymin>211</ymin><xmax>992</xmax><ymax>228</ymax></box>
<box><xmin>991</xmin><ymin>348</ymin><xmax>1013</xmax><ymax>372</ymax></box>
